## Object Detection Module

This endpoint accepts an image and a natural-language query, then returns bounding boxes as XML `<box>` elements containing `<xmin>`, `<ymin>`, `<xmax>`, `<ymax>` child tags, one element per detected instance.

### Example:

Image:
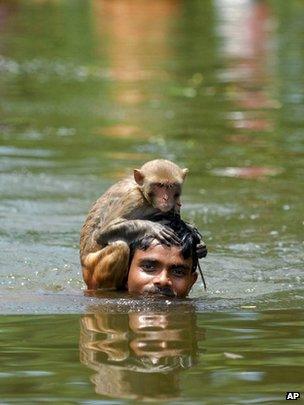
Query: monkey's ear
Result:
<box><xmin>182</xmin><ymin>168</ymin><xmax>188</xmax><ymax>180</ymax></box>
<box><xmin>134</xmin><ymin>169</ymin><xmax>144</xmax><ymax>186</ymax></box>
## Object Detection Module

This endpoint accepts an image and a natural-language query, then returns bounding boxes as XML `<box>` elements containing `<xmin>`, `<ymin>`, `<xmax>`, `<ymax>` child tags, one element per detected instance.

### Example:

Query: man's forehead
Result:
<box><xmin>135</xmin><ymin>242</ymin><xmax>192</xmax><ymax>266</ymax></box>
<box><xmin>140</xmin><ymin>241</ymin><xmax>183</xmax><ymax>255</ymax></box>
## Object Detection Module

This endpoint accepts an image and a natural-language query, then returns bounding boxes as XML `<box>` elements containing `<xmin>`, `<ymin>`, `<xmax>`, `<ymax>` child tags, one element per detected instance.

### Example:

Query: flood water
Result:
<box><xmin>0</xmin><ymin>0</ymin><xmax>303</xmax><ymax>403</ymax></box>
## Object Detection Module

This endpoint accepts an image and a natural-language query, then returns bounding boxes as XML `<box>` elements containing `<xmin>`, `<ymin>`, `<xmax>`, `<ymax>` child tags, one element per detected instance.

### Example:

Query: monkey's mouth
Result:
<box><xmin>158</xmin><ymin>205</ymin><xmax>174</xmax><ymax>213</ymax></box>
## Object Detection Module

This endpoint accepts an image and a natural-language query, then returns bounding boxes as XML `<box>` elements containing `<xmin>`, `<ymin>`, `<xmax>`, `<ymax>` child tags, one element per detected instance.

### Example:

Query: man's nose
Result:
<box><xmin>153</xmin><ymin>270</ymin><xmax>172</xmax><ymax>287</ymax></box>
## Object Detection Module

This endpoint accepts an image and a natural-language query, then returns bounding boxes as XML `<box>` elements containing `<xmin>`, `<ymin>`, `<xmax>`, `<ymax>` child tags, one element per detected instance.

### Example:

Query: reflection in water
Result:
<box><xmin>80</xmin><ymin>308</ymin><xmax>200</xmax><ymax>399</ymax></box>
<box><xmin>211</xmin><ymin>166</ymin><xmax>283</xmax><ymax>179</ymax></box>
<box><xmin>91</xmin><ymin>0</ymin><xmax>181</xmax><ymax>150</ymax></box>
<box><xmin>93</xmin><ymin>0</ymin><xmax>180</xmax><ymax>82</ymax></box>
<box><xmin>215</xmin><ymin>0</ymin><xmax>277</xmax><ymax>133</ymax></box>
<box><xmin>0</xmin><ymin>1</ymin><xmax>18</xmax><ymax>32</ymax></box>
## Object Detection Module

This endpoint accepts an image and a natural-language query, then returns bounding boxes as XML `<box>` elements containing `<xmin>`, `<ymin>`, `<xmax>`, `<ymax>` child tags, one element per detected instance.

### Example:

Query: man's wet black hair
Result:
<box><xmin>129</xmin><ymin>217</ymin><xmax>201</xmax><ymax>273</ymax></box>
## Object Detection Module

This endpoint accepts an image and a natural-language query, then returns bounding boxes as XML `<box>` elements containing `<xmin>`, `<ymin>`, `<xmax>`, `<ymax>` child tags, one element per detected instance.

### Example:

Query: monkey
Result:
<box><xmin>80</xmin><ymin>159</ymin><xmax>207</xmax><ymax>290</ymax></box>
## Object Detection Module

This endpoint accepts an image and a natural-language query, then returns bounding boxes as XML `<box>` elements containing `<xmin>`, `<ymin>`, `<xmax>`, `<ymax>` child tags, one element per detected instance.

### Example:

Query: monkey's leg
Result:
<box><xmin>83</xmin><ymin>241</ymin><xmax>129</xmax><ymax>290</ymax></box>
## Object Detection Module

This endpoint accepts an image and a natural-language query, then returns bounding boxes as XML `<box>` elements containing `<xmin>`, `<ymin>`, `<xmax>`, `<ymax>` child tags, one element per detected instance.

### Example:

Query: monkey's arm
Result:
<box><xmin>94</xmin><ymin>218</ymin><xmax>180</xmax><ymax>246</ymax></box>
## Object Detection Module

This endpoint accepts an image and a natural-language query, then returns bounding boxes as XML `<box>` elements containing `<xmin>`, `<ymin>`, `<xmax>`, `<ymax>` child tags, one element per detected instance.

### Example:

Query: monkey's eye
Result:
<box><xmin>174</xmin><ymin>193</ymin><xmax>180</xmax><ymax>198</ymax></box>
<box><xmin>148</xmin><ymin>192</ymin><xmax>154</xmax><ymax>198</ymax></box>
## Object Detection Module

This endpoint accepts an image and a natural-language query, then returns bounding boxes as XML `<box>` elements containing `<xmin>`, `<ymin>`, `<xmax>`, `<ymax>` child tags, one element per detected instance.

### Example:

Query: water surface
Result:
<box><xmin>1</xmin><ymin>309</ymin><xmax>303</xmax><ymax>403</ymax></box>
<box><xmin>0</xmin><ymin>0</ymin><xmax>303</xmax><ymax>311</ymax></box>
<box><xmin>0</xmin><ymin>0</ymin><xmax>303</xmax><ymax>402</ymax></box>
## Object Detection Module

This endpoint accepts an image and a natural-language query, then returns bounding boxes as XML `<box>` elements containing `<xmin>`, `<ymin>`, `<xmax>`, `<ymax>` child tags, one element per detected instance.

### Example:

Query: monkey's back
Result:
<box><xmin>79</xmin><ymin>177</ymin><xmax>145</xmax><ymax>259</ymax></box>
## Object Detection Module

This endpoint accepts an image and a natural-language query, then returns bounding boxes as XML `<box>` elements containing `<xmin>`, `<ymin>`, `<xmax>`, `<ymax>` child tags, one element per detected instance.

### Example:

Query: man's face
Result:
<box><xmin>127</xmin><ymin>241</ymin><xmax>197</xmax><ymax>298</ymax></box>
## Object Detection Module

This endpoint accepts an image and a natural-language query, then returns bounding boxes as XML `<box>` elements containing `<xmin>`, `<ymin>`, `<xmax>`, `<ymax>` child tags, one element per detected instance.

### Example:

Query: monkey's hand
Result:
<box><xmin>196</xmin><ymin>242</ymin><xmax>207</xmax><ymax>258</ymax></box>
<box><xmin>147</xmin><ymin>222</ymin><xmax>180</xmax><ymax>246</ymax></box>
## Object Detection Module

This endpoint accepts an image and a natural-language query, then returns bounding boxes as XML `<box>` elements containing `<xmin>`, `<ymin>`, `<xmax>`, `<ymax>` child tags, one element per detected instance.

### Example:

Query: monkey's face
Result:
<box><xmin>146</xmin><ymin>182</ymin><xmax>181</xmax><ymax>212</ymax></box>
<box><xmin>133</xmin><ymin>163</ymin><xmax>186</xmax><ymax>213</ymax></box>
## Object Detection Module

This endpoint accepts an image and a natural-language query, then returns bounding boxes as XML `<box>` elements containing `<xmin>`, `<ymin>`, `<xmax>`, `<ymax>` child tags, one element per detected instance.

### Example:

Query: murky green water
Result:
<box><xmin>1</xmin><ymin>309</ymin><xmax>304</xmax><ymax>403</ymax></box>
<box><xmin>0</xmin><ymin>0</ymin><xmax>303</xmax><ymax>402</ymax></box>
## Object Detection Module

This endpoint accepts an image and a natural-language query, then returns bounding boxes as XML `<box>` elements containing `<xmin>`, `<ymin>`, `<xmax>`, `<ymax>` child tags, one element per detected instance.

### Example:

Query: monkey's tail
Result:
<box><xmin>197</xmin><ymin>261</ymin><xmax>207</xmax><ymax>291</ymax></box>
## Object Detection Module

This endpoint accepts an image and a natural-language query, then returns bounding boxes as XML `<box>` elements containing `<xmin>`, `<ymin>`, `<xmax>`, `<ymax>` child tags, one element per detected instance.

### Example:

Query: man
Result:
<box><xmin>126</xmin><ymin>219</ymin><xmax>203</xmax><ymax>298</ymax></box>
<box><xmin>84</xmin><ymin>218</ymin><xmax>206</xmax><ymax>297</ymax></box>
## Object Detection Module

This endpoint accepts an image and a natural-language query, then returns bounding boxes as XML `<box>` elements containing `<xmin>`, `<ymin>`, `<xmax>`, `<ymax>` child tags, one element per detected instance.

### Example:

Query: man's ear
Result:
<box><xmin>134</xmin><ymin>169</ymin><xmax>144</xmax><ymax>186</ymax></box>
<box><xmin>188</xmin><ymin>271</ymin><xmax>198</xmax><ymax>293</ymax></box>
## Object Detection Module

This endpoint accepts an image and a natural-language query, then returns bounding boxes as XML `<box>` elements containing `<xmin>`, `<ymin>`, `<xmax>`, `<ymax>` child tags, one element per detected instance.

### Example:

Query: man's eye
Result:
<box><xmin>172</xmin><ymin>268</ymin><xmax>186</xmax><ymax>277</ymax></box>
<box><xmin>141</xmin><ymin>263</ymin><xmax>156</xmax><ymax>272</ymax></box>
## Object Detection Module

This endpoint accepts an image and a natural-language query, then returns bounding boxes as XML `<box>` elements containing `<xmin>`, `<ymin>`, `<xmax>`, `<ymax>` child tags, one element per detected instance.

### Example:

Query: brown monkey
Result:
<box><xmin>80</xmin><ymin>159</ymin><xmax>206</xmax><ymax>290</ymax></box>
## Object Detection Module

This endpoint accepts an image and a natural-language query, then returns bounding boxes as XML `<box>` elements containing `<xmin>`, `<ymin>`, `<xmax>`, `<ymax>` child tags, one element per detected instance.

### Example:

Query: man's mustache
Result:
<box><xmin>143</xmin><ymin>286</ymin><xmax>176</xmax><ymax>298</ymax></box>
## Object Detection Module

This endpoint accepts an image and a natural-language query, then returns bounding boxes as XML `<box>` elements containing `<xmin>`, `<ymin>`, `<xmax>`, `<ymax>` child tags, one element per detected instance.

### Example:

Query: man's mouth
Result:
<box><xmin>143</xmin><ymin>286</ymin><xmax>176</xmax><ymax>298</ymax></box>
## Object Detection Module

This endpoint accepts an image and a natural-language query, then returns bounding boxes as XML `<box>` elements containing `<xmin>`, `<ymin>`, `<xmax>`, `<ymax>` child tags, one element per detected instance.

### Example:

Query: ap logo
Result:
<box><xmin>286</xmin><ymin>392</ymin><xmax>300</xmax><ymax>400</ymax></box>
